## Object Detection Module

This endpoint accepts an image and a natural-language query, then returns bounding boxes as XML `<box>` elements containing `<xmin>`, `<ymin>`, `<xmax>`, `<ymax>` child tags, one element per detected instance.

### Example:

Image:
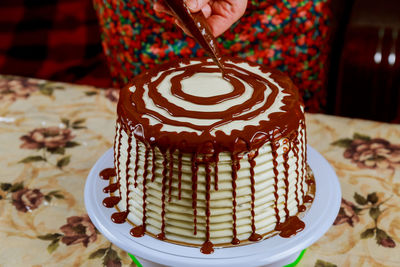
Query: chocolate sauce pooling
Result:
<box><xmin>275</xmin><ymin>216</ymin><xmax>306</xmax><ymax>238</ymax></box>
<box><xmin>102</xmin><ymin>196</ymin><xmax>120</xmax><ymax>208</ymax></box>
<box><xmin>100</xmin><ymin>57</ymin><xmax>311</xmax><ymax>254</ymax></box>
<box><xmin>99</xmin><ymin>168</ymin><xmax>115</xmax><ymax>180</ymax></box>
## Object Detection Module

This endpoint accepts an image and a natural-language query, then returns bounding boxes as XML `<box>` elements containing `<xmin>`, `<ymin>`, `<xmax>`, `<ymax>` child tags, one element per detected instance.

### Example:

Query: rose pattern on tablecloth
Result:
<box><xmin>333</xmin><ymin>198</ymin><xmax>360</xmax><ymax>227</ymax></box>
<box><xmin>0</xmin><ymin>76</ymin><xmax>40</xmax><ymax>101</ymax></box>
<box><xmin>105</xmin><ymin>88</ymin><xmax>120</xmax><ymax>103</ymax></box>
<box><xmin>18</xmin><ymin>119</ymin><xmax>86</xmax><ymax>169</ymax></box>
<box><xmin>38</xmin><ymin>214</ymin><xmax>97</xmax><ymax>252</ymax></box>
<box><xmin>0</xmin><ymin>182</ymin><xmax>65</xmax><ymax>212</ymax></box>
<box><xmin>0</xmin><ymin>76</ymin><xmax>66</xmax><ymax>102</ymax></box>
<box><xmin>38</xmin><ymin>214</ymin><xmax>124</xmax><ymax>267</ymax></box>
<box><xmin>332</xmin><ymin>133</ymin><xmax>400</xmax><ymax>169</ymax></box>
<box><xmin>334</xmin><ymin>192</ymin><xmax>396</xmax><ymax>248</ymax></box>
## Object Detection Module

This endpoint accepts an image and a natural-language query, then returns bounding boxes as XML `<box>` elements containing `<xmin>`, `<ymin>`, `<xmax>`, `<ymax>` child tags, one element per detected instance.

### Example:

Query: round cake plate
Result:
<box><xmin>85</xmin><ymin>145</ymin><xmax>341</xmax><ymax>267</ymax></box>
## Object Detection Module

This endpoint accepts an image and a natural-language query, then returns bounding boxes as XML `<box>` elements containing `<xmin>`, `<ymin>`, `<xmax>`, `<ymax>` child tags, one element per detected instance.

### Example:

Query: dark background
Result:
<box><xmin>0</xmin><ymin>0</ymin><xmax>399</xmax><ymax>123</ymax></box>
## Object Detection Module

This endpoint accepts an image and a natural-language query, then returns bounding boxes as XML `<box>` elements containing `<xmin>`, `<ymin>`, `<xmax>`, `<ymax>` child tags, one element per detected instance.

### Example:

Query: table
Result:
<box><xmin>0</xmin><ymin>75</ymin><xmax>399</xmax><ymax>267</ymax></box>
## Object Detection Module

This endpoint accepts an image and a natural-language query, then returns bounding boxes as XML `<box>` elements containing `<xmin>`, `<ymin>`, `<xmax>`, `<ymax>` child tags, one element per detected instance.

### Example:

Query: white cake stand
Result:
<box><xmin>85</xmin><ymin>146</ymin><xmax>341</xmax><ymax>267</ymax></box>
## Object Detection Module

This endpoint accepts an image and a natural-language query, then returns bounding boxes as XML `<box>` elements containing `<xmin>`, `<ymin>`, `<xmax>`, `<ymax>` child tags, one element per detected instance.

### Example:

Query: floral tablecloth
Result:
<box><xmin>0</xmin><ymin>75</ymin><xmax>399</xmax><ymax>267</ymax></box>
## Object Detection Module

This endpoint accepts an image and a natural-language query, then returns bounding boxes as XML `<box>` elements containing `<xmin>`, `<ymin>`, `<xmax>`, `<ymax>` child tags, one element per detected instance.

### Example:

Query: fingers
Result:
<box><xmin>185</xmin><ymin>0</ymin><xmax>211</xmax><ymax>12</ymax></box>
<box><xmin>201</xmin><ymin>4</ymin><xmax>212</xmax><ymax>18</ymax></box>
<box><xmin>207</xmin><ymin>0</ymin><xmax>247</xmax><ymax>36</ymax></box>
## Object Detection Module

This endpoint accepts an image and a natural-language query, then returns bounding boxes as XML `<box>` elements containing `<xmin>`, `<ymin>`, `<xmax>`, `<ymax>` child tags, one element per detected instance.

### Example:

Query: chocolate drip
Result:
<box><xmin>214</xmin><ymin>153</ymin><xmax>219</xmax><ymax>191</ymax></box>
<box><xmin>303</xmin><ymin>195</ymin><xmax>313</xmax><ymax>203</ymax></box>
<box><xmin>178</xmin><ymin>151</ymin><xmax>182</xmax><ymax>200</ymax></box>
<box><xmin>276</xmin><ymin>216</ymin><xmax>305</xmax><ymax>238</ymax></box>
<box><xmin>99</xmin><ymin>168</ymin><xmax>116</xmax><ymax>180</ymax></box>
<box><xmin>282</xmin><ymin>140</ymin><xmax>290</xmax><ymax>219</ymax></box>
<box><xmin>191</xmin><ymin>153</ymin><xmax>198</xmax><ymax>235</ymax></box>
<box><xmin>168</xmin><ymin>149</ymin><xmax>175</xmax><ymax>202</ymax></box>
<box><xmin>271</xmin><ymin>141</ymin><xmax>281</xmax><ymax>225</ymax></box>
<box><xmin>300</xmin><ymin>121</ymin><xmax>306</xmax><ymax>196</ymax></box>
<box><xmin>306</xmin><ymin>179</ymin><xmax>315</xmax><ymax>185</ymax></box>
<box><xmin>133</xmin><ymin>141</ymin><xmax>140</xmax><ymax>188</ymax></box>
<box><xmin>103</xmin><ymin>183</ymin><xmax>119</xmax><ymax>193</ymax></box>
<box><xmin>151</xmin><ymin>146</ymin><xmax>156</xmax><ymax>182</ymax></box>
<box><xmin>204</xmin><ymin>156</ymin><xmax>212</xmax><ymax>252</ymax></box>
<box><xmin>116</xmin><ymin>126</ymin><xmax>123</xmax><ymax>199</ymax></box>
<box><xmin>158</xmin><ymin>152</ymin><xmax>168</xmax><ymax>240</ymax></box>
<box><xmin>249</xmin><ymin>233</ymin><xmax>262</xmax><ymax>242</ymax></box>
<box><xmin>131</xmin><ymin>225</ymin><xmax>145</xmax><ymax>238</ymax></box>
<box><xmin>103</xmin><ymin>196</ymin><xmax>121</xmax><ymax>208</ymax></box>
<box><xmin>248</xmin><ymin>150</ymin><xmax>260</xmax><ymax>241</ymax></box>
<box><xmin>230</xmin><ymin>154</ymin><xmax>239</xmax><ymax>244</ymax></box>
<box><xmin>125</xmin><ymin>134</ymin><xmax>133</xmax><ymax>217</ymax></box>
<box><xmin>293</xmin><ymin>134</ymin><xmax>300</xmax><ymax>206</ymax></box>
<box><xmin>200</xmin><ymin>240</ymin><xmax>214</xmax><ymax>254</ymax></box>
<box><xmin>298</xmin><ymin>205</ymin><xmax>306</xmax><ymax>212</ymax></box>
<box><xmin>141</xmin><ymin>146</ymin><xmax>150</xmax><ymax>233</ymax></box>
<box><xmin>111</xmin><ymin>211</ymin><xmax>128</xmax><ymax>224</ymax></box>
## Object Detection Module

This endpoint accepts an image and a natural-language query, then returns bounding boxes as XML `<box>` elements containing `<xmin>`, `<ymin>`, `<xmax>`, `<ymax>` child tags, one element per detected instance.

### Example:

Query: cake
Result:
<box><xmin>102</xmin><ymin>57</ymin><xmax>312</xmax><ymax>254</ymax></box>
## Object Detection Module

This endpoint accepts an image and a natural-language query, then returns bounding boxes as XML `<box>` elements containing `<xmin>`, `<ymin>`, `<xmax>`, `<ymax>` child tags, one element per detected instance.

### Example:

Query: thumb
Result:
<box><xmin>185</xmin><ymin>0</ymin><xmax>210</xmax><ymax>12</ymax></box>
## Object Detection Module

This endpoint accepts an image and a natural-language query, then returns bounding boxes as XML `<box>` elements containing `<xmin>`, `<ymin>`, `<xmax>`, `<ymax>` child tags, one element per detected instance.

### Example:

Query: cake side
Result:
<box><xmin>114</xmin><ymin>121</ymin><xmax>307</xmax><ymax>245</ymax></box>
<box><xmin>111</xmin><ymin>57</ymin><xmax>311</xmax><ymax>253</ymax></box>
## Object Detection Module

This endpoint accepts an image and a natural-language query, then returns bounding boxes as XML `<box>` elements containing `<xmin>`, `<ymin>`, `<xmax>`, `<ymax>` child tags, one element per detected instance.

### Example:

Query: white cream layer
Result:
<box><xmin>114</xmin><ymin>123</ymin><xmax>307</xmax><ymax>245</ymax></box>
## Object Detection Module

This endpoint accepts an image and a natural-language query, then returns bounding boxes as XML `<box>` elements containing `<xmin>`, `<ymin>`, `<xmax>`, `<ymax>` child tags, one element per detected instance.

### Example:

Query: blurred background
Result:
<box><xmin>0</xmin><ymin>0</ymin><xmax>399</xmax><ymax>123</ymax></box>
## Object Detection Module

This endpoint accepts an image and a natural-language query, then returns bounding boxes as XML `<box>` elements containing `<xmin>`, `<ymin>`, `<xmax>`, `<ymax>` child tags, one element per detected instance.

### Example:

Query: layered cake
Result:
<box><xmin>102</xmin><ymin>57</ymin><xmax>312</xmax><ymax>254</ymax></box>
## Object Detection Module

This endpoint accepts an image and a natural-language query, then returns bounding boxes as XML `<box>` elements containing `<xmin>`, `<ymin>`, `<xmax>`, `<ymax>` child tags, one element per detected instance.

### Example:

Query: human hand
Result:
<box><xmin>154</xmin><ymin>0</ymin><xmax>247</xmax><ymax>37</ymax></box>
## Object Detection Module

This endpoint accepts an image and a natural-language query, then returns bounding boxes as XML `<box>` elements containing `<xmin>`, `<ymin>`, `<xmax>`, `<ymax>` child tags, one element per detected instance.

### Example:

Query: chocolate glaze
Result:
<box><xmin>293</xmin><ymin>135</ymin><xmax>300</xmax><ymax>206</ymax></box>
<box><xmin>303</xmin><ymin>195</ymin><xmax>313</xmax><ymax>203</ymax></box>
<box><xmin>283</xmin><ymin>141</ymin><xmax>290</xmax><ymax>220</ymax></box>
<box><xmin>103</xmin><ymin>183</ymin><xmax>119</xmax><ymax>193</ymax></box>
<box><xmin>200</xmin><ymin>240</ymin><xmax>214</xmax><ymax>255</ymax></box>
<box><xmin>248</xmin><ymin>150</ymin><xmax>260</xmax><ymax>240</ymax></box>
<box><xmin>108</xmin><ymin>57</ymin><xmax>309</xmax><ymax>254</ymax></box>
<box><xmin>191</xmin><ymin>153</ymin><xmax>198</xmax><ymax>235</ymax></box>
<box><xmin>117</xmin><ymin>57</ymin><xmax>303</xmax><ymax>154</ymax></box>
<box><xmin>158</xmin><ymin>152</ymin><xmax>168</xmax><ymax>239</ymax></box>
<box><xmin>133</xmin><ymin>141</ymin><xmax>139</xmax><ymax>188</ymax></box>
<box><xmin>111</xmin><ymin>211</ymin><xmax>128</xmax><ymax>224</ymax></box>
<box><xmin>151</xmin><ymin>146</ymin><xmax>157</xmax><ymax>182</ymax></box>
<box><xmin>103</xmin><ymin>196</ymin><xmax>121</xmax><ymax>208</ymax></box>
<box><xmin>125</xmin><ymin>135</ymin><xmax>133</xmax><ymax>217</ymax></box>
<box><xmin>116</xmin><ymin>127</ymin><xmax>123</xmax><ymax>200</ymax></box>
<box><xmin>306</xmin><ymin>179</ymin><xmax>315</xmax><ymax>185</ymax></box>
<box><xmin>203</xmin><ymin>155</ymin><xmax>213</xmax><ymax>252</ymax></box>
<box><xmin>168</xmin><ymin>149</ymin><xmax>175</xmax><ymax>202</ymax></box>
<box><xmin>178</xmin><ymin>151</ymin><xmax>183</xmax><ymax>200</ymax></box>
<box><xmin>231</xmin><ymin>154</ymin><xmax>239</xmax><ymax>244</ymax></box>
<box><xmin>271</xmin><ymin>140</ymin><xmax>281</xmax><ymax>225</ymax></box>
<box><xmin>131</xmin><ymin>225</ymin><xmax>145</xmax><ymax>238</ymax></box>
<box><xmin>276</xmin><ymin>216</ymin><xmax>305</xmax><ymax>238</ymax></box>
<box><xmin>298</xmin><ymin>205</ymin><xmax>306</xmax><ymax>212</ymax></box>
<box><xmin>142</xmin><ymin>146</ymin><xmax>150</xmax><ymax>231</ymax></box>
<box><xmin>99</xmin><ymin>168</ymin><xmax>116</xmax><ymax>180</ymax></box>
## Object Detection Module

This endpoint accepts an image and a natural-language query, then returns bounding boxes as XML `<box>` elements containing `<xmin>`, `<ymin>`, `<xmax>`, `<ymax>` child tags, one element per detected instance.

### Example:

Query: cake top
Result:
<box><xmin>117</xmin><ymin>57</ymin><xmax>304</xmax><ymax>153</ymax></box>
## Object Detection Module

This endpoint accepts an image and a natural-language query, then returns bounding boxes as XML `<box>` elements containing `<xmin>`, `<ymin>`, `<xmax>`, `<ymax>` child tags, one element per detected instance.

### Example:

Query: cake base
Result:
<box><xmin>84</xmin><ymin>146</ymin><xmax>341</xmax><ymax>267</ymax></box>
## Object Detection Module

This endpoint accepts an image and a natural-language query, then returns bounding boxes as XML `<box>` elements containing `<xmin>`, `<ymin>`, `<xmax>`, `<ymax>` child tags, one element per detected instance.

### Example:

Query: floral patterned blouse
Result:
<box><xmin>93</xmin><ymin>0</ymin><xmax>332</xmax><ymax>112</ymax></box>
